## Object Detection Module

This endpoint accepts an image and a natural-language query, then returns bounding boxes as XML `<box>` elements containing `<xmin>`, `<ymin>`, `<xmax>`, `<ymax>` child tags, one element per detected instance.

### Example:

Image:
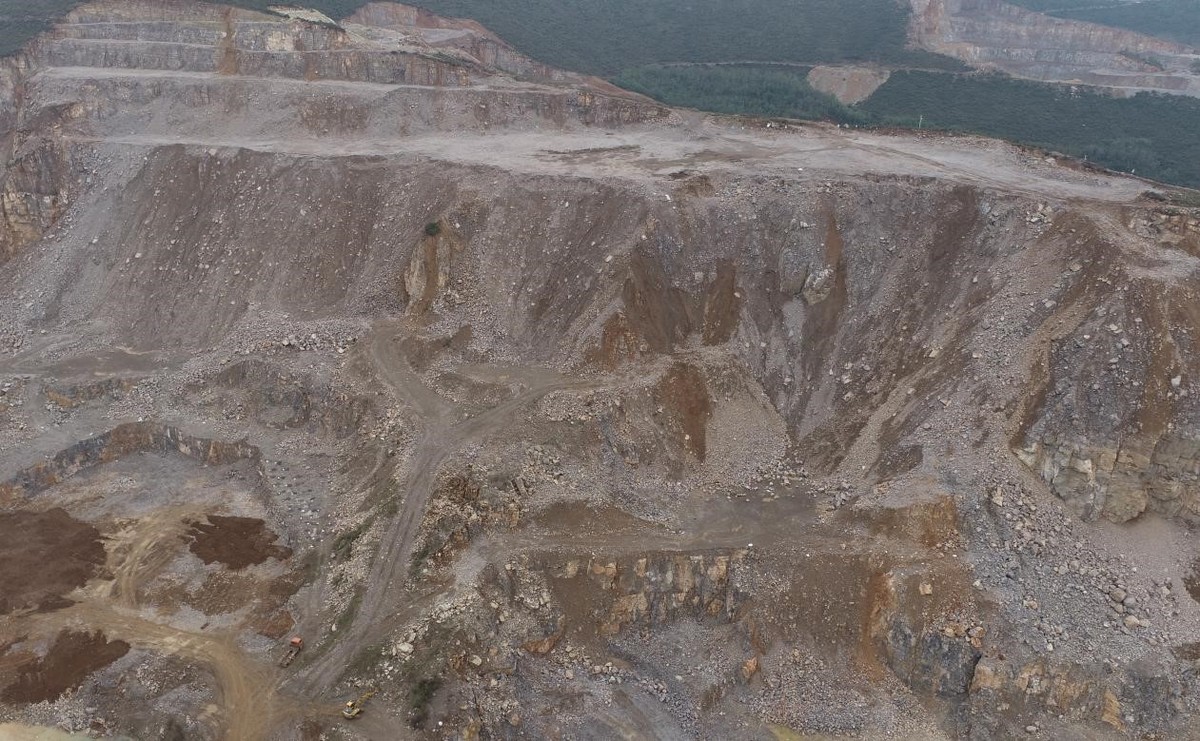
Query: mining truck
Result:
<box><xmin>279</xmin><ymin>636</ymin><xmax>304</xmax><ymax>667</ymax></box>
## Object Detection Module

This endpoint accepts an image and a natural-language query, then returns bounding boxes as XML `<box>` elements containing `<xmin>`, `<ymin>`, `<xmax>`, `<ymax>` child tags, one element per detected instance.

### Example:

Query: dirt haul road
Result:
<box><xmin>295</xmin><ymin>323</ymin><xmax>614</xmax><ymax>696</ymax></box>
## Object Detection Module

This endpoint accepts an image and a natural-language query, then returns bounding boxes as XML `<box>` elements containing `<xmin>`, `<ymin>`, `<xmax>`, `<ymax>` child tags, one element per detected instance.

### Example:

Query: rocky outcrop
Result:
<box><xmin>402</xmin><ymin>224</ymin><xmax>464</xmax><ymax>315</ymax></box>
<box><xmin>202</xmin><ymin>359</ymin><xmax>372</xmax><ymax>437</ymax></box>
<box><xmin>43</xmin><ymin>377</ymin><xmax>139</xmax><ymax>409</ymax></box>
<box><xmin>1017</xmin><ymin>435</ymin><xmax>1200</xmax><ymax>524</ymax></box>
<box><xmin>346</xmin><ymin>2</ymin><xmax>574</xmax><ymax>84</ymax></box>
<box><xmin>910</xmin><ymin>0</ymin><xmax>1200</xmax><ymax>96</ymax></box>
<box><xmin>558</xmin><ymin>550</ymin><xmax>747</xmax><ymax>635</ymax></box>
<box><xmin>42</xmin><ymin>4</ymin><xmax>483</xmax><ymax>86</ymax></box>
<box><xmin>0</xmin><ymin>1</ymin><xmax>664</xmax><ymax>267</ymax></box>
<box><xmin>1013</xmin><ymin>213</ymin><xmax>1200</xmax><ymax>524</ymax></box>
<box><xmin>966</xmin><ymin>655</ymin><xmax>1181</xmax><ymax>738</ymax></box>
<box><xmin>0</xmin><ymin>421</ymin><xmax>260</xmax><ymax>502</ymax></box>
<box><xmin>0</xmin><ymin>129</ymin><xmax>72</xmax><ymax>264</ymax></box>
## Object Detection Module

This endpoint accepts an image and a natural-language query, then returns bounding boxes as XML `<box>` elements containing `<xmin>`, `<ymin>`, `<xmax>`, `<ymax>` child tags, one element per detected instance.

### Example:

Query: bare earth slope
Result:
<box><xmin>2</xmin><ymin>3</ymin><xmax>1200</xmax><ymax>740</ymax></box>
<box><xmin>912</xmin><ymin>0</ymin><xmax>1200</xmax><ymax>96</ymax></box>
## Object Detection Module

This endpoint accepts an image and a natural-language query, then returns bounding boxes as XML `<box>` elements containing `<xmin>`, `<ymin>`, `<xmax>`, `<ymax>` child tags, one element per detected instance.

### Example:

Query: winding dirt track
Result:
<box><xmin>294</xmin><ymin>322</ymin><xmax>607</xmax><ymax>696</ymax></box>
<box><xmin>107</xmin><ymin>507</ymin><xmax>203</xmax><ymax>608</ymax></box>
<box><xmin>9</xmin><ymin>543</ymin><xmax>285</xmax><ymax>741</ymax></box>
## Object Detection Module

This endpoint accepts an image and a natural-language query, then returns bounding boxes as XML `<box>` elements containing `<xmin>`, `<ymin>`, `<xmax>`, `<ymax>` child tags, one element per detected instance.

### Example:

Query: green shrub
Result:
<box><xmin>424</xmin><ymin>222</ymin><xmax>442</xmax><ymax>237</ymax></box>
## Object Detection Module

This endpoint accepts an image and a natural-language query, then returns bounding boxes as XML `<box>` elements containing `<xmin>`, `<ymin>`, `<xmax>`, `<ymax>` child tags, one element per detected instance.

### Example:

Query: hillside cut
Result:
<box><xmin>2</xmin><ymin>2</ymin><xmax>1200</xmax><ymax>740</ymax></box>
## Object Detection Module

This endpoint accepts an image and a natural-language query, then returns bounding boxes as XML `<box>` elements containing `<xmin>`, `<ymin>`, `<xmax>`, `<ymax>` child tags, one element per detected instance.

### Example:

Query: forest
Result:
<box><xmin>621</xmin><ymin>64</ymin><xmax>1200</xmax><ymax>188</ymax></box>
<box><xmin>615</xmin><ymin>65</ymin><xmax>866</xmax><ymax>124</ymax></box>
<box><xmin>865</xmin><ymin>71</ymin><xmax>1200</xmax><ymax>188</ymax></box>
<box><xmin>1007</xmin><ymin>0</ymin><xmax>1200</xmax><ymax>47</ymax></box>
<box><xmin>406</xmin><ymin>0</ymin><xmax>958</xmax><ymax>74</ymax></box>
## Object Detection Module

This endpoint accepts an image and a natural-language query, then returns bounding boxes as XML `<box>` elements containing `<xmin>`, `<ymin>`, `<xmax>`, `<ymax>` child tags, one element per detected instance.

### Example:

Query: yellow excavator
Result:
<box><xmin>342</xmin><ymin>688</ymin><xmax>377</xmax><ymax>719</ymax></box>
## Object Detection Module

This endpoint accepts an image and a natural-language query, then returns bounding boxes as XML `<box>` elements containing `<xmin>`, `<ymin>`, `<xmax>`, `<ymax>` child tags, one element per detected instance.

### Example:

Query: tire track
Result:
<box><xmin>296</xmin><ymin>323</ymin><xmax>604</xmax><ymax>695</ymax></box>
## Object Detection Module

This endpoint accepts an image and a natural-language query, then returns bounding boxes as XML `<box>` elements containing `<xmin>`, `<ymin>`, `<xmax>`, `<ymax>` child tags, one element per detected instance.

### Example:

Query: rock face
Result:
<box><xmin>0</xmin><ymin>1</ymin><xmax>666</xmax><ymax>265</ymax></box>
<box><xmin>1013</xmin><ymin>209</ymin><xmax>1200</xmax><ymax>523</ymax></box>
<box><xmin>910</xmin><ymin>0</ymin><xmax>1200</xmax><ymax>95</ymax></box>
<box><xmin>1017</xmin><ymin>436</ymin><xmax>1200</xmax><ymax>523</ymax></box>
<box><xmin>561</xmin><ymin>551</ymin><xmax>746</xmax><ymax>634</ymax></box>
<box><xmin>0</xmin><ymin>421</ymin><xmax>260</xmax><ymax>503</ymax></box>
<box><xmin>0</xmin><ymin>115</ymin><xmax>72</xmax><ymax>263</ymax></box>
<box><xmin>4</xmin><ymin>3</ymin><xmax>1200</xmax><ymax>741</ymax></box>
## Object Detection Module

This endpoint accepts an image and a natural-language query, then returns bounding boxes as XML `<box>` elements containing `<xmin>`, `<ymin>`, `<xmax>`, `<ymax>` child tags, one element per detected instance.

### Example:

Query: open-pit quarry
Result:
<box><xmin>2</xmin><ymin>2</ymin><xmax>1200</xmax><ymax>740</ymax></box>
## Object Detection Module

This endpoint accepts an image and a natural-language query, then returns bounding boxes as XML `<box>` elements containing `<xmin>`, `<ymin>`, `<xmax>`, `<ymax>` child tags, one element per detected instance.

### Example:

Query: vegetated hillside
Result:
<box><xmin>616</xmin><ymin>63</ymin><xmax>1200</xmax><ymax>189</ymax></box>
<box><xmin>0</xmin><ymin>0</ymin><xmax>962</xmax><ymax>67</ymax></box>
<box><xmin>1002</xmin><ymin>0</ymin><xmax>1105</xmax><ymax>9</ymax></box>
<box><xmin>863</xmin><ymin>71</ymin><xmax>1200</xmax><ymax>188</ymax></box>
<box><xmin>615</xmin><ymin>65</ymin><xmax>867</xmax><ymax>124</ymax></box>
<box><xmin>0</xmin><ymin>1</ymin><xmax>80</xmax><ymax>55</ymax></box>
<box><xmin>1009</xmin><ymin>0</ymin><xmax>1200</xmax><ymax>48</ymax></box>
<box><xmin>407</xmin><ymin>0</ymin><xmax>958</xmax><ymax>74</ymax></box>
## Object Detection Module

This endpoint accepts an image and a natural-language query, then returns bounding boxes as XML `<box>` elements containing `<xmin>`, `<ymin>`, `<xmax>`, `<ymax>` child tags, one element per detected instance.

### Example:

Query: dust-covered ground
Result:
<box><xmin>2</xmin><ymin>3</ymin><xmax>1200</xmax><ymax>740</ymax></box>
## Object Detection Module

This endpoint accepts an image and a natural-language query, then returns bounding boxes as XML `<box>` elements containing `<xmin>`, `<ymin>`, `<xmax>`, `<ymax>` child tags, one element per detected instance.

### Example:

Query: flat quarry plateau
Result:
<box><xmin>2</xmin><ymin>2</ymin><xmax>1200</xmax><ymax>740</ymax></box>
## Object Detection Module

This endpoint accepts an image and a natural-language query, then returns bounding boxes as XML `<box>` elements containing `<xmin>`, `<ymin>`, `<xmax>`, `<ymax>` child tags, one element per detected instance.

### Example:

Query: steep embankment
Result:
<box><xmin>2</xmin><ymin>3</ymin><xmax>1200</xmax><ymax>740</ymax></box>
<box><xmin>910</xmin><ymin>0</ymin><xmax>1200</xmax><ymax>95</ymax></box>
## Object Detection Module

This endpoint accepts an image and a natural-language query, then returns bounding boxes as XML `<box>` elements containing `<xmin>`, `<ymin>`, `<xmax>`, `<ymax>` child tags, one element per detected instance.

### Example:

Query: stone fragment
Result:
<box><xmin>741</xmin><ymin>656</ymin><xmax>760</xmax><ymax>682</ymax></box>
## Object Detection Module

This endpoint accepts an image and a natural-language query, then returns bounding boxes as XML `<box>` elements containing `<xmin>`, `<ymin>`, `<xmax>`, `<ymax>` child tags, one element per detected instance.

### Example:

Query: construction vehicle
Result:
<box><xmin>342</xmin><ymin>688</ymin><xmax>377</xmax><ymax>719</ymax></box>
<box><xmin>279</xmin><ymin>636</ymin><xmax>304</xmax><ymax>667</ymax></box>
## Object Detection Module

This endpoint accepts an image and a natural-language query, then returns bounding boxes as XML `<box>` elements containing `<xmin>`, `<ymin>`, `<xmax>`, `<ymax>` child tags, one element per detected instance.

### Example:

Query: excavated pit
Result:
<box><xmin>2</xmin><ymin>2</ymin><xmax>1200</xmax><ymax>740</ymax></box>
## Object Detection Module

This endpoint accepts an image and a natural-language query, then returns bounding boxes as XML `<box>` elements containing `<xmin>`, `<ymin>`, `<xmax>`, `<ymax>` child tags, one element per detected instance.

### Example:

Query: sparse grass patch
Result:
<box><xmin>347</xmin><ymin>642</ymin><xmax>388</xmax><ymax>677</ymax></box>
<box><xmin>332</xmin><ymin>518</ymin><xmax>372</xmax><ymax>561</ymax></box>
<box><xmin>408</xmin><ymin>677</ymin><xmax>443</xmax><ymax>728</ymax></box>
<box><xmin>1169</xmin><ymin>190</ymin><xmax>1200</xmax><ymax>208</ymax></box>
<box><xmin>333</xmin><ymin>591</ymin><xmax>362</xmax><ymax>635</ymax></box>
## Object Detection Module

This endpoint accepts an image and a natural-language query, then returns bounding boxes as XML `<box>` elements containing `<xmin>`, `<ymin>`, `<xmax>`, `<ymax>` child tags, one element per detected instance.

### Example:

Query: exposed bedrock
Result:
<box><xmin>3</xmin><ymin>4</ymin><xmax>1200</xmax><ymax>738</ymax></box>
<box><xmin>0</xmin><ymin>421</ymin><xmax>260</xmax><ymax>502</ymax></box>
<box><xmin>911</xmin><ymin>0</ymin><xmax>1200</xmax><ymax>95</ymax></box>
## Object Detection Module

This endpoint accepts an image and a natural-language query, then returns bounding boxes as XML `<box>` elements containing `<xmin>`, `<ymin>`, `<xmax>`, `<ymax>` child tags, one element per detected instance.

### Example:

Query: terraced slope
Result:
<box><xmin>2</xmin><ymin>3</ymin><xmax>1200</xmax><ymax>740</ymax></box>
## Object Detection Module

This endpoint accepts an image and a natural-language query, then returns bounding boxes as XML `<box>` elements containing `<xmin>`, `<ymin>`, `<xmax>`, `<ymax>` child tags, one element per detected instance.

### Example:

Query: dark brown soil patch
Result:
<box><xmin>623</xmin><ymin>250</ymin><xmax>695</xmax><ymax>353</ymax></box>
<box><xmin>590</xmin><ymin>312</ymin><xmax>643</xmax><ymax>369</ymax></box>
<box><xmin>0</xmin><ymin>508</ymin><xmax>104</xmax><ymax>615</ymax></box>
<box><xmin>702</xmin><ymin>262</ymin><xmax>741</xmax><ymax>346</ymax></box>
<box><xmin>531</xmin><ymin>502</ymin><xmax>661</xmax><ymax>536</ymax></box>
<box><xmin>187</xmin><ymin>515</ymin><xmax>292</xmax><ymax>570</ymax></box>
<box><xmin>863</xmin><ymin>494</ymin><xmax>960</xmax><ymax>550</ymax></box>
<box><xmin>656</xmin><ymin>362</ymin><xmax>711</xmax><ymax>461</ymax></box>
<box><xmin>2</xmin><ymin>629</ymin><xmax>129</xmax><ymax>703</ymax></box>
<box><xmin>872</xmin><ymin>444</ymin><xmax>924</xmax><ymax>482</ymax></box>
